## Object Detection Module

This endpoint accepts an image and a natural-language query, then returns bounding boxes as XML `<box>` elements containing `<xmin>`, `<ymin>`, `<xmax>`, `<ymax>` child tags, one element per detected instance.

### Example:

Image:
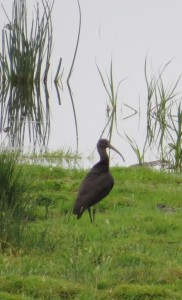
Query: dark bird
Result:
<box><xmin>73</xmin><ymin>139</ymin><xmax>125</xmax><ymax>222</ymax></box>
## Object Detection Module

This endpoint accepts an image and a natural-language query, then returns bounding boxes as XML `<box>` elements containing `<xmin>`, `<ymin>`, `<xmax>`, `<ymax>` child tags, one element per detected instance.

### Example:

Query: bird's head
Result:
<box><xmin>97</xmin><ymin>139</ymin><xmax>110</xmax><ymax>149</ymax></box>
<box><xmin>97</xmin><ymin>139</ymin><xmax>125</xmax><ymax>162</ymax></box>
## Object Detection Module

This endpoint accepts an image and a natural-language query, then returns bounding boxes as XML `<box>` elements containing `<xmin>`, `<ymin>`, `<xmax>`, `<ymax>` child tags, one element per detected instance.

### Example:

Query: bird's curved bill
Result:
<box><xmin>109</xmin><ymin>144</ymin><xmax>125</xmax><ymax>162</ymax></box>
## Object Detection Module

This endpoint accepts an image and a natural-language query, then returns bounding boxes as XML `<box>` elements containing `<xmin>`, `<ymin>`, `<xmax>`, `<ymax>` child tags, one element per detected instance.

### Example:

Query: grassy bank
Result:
<box><xmin>0</xmin><ymin>164</ymin><xmax>182</xmax><ymax>299</ymax></box>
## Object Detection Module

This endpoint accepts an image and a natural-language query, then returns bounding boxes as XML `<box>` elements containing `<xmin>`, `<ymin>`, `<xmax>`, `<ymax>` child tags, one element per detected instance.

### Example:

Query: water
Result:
<box><xmin>0</xmin><ymin>0</ymin><xmax>182</xmax><ymax>168</ymax></box>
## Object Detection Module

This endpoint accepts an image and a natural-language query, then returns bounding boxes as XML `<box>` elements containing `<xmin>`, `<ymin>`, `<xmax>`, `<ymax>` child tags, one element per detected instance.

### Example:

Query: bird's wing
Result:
<box><xmin>73</xmin><ymin>172</ymin><xmax>114</xmax><ymax>214</ymax></box>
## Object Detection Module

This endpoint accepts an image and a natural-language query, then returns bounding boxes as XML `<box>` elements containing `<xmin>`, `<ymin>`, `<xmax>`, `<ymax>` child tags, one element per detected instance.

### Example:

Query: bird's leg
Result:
<box><xmin>88</xmin><ymin>207</ymin><xmax>93</xmax><ymax>223</ymax></box>
<box><xmin>93</xmin><ymin>207</ymin><xmax>96</xmax><ymax>222</ymax></box>
<box><xmin>88</xmin><ymin>207</ymin><xmax>96</xmax><ymax>223</ymax></box>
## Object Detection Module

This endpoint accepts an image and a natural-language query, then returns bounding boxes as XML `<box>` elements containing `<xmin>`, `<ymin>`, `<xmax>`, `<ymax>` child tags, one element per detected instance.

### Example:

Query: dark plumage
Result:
<box><xmin>73</xmin><ymin>139</ymin><xmax>124</xmax><ymax>222</ymax></box>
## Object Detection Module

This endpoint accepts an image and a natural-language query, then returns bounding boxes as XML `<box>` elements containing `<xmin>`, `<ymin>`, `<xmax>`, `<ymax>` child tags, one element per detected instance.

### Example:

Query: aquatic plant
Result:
<box><xmin>0</xmin><ymin>81</ymin><xmax>51</xmax><ymax>149</ymax></box>
<box><xmin>0</xmin><ymin>0</ymin><xmax>54</xmax><ymax>84</ymax></box>
<box><xmin>67</xmin><ymin>0</ymin><xmax>81</xmax><ymax>150</ymax></box>
<box><xmin>0</xmin><ymin>0</ymin><xmax>53</xmax><ymax>149</ymax></box>
<box><xmin>97</xmin><ymin>60</ymin><xmax>124</xmax><ymax>142</ymax></box>
<box><xmin>144</xmin><ymin>58</ymin><xmax>182</xmax><ymax>171</ymax></box>
<box><xmin>98</xmin><ymin>58</ymin><xmax>181</xmax><ymax>172</ymax></box>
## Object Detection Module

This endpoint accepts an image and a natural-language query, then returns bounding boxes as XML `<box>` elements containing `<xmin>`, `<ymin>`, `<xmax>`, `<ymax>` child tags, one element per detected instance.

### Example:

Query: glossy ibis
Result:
<box><xmin>73</xmin><ymin>139</ymin><xmax>125</xmax><ymax>222</ymax></box>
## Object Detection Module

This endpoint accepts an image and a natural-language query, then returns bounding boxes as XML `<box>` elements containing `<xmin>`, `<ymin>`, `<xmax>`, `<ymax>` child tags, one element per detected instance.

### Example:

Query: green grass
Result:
<box><xmin>0</xmin><ymin>165</ymin><xmax>182</xmax><ymax>299</ymax></box>
<box><xmin>0</xmin><ymin>151</ymin><xmax>36</xmax><ymax>252</ymax></box>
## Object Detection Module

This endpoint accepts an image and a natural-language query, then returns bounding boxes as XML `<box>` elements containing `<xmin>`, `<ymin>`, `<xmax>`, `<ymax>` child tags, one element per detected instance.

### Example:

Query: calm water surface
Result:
<box><xmin>0</xmin><ymin>0</ymin><xmax>182</xmax><ymax>168</ymax></box>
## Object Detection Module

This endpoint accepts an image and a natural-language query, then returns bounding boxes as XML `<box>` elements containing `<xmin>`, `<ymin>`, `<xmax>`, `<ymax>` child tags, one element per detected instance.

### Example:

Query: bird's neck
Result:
<box><xmin>91</xmin><ymin>150</ymin><xmax>109</xmax><ymax>173</ymax></box>
<box><xmin>98</xmin><ymin>148</ymin><xmax>109</xmax><ymax>164</ymax></box>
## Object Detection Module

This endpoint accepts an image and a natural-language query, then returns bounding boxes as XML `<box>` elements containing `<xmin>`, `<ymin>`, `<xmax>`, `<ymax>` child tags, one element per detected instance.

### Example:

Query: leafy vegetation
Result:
<box><xmin>0</xmin><ymin>161</ymin><xmax>181</xmax><ymax>299</ymax></box>
<box><xmin>0</xmin><ymin>151</ymin><xmax>35</xmax><ymax>253</ymax></box>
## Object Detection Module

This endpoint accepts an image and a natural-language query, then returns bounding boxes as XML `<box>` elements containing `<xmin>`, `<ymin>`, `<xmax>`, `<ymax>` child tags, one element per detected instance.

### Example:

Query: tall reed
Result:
<box><xmin>0</xmin><ymin>0</ymin><xmax>54</xmax><ymax>84</ymax></box>
<box><xmin>0</xmin><ymin>0</ymin><xmax>53</xmax><ymax>150</ymax></box>
<box><xmin>97</xmin><ymin>61</ymin><xmax>124</xmax><ymax>142</ymax></box>
<box><xmin>98</xmin><ymin>58</ymin><xmax>181</xmax><ymax>171</ymax></box>
<box><xmin>144</xmin><ymin>58</ymin><xmax>182</xmax><ymax>171</ymax></box>
<box><xmin>0</xmin><ymin>81</ymin><xmax>51</xmax><ymax>149</ymax></box>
